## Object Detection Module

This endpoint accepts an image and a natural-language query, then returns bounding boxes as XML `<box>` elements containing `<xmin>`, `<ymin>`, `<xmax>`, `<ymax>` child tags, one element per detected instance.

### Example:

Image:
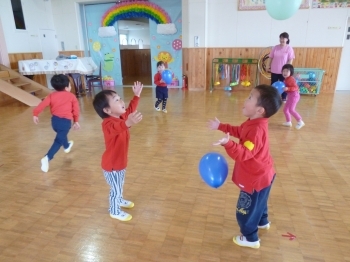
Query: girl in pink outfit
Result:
<box><xmin>281</xmin><ymin>64</ymin><xmax>305</xmax><ymax>130</ymax></box>
<box><xmin>269</xmin><ymin>32</ymin><xmax>295</xmax><ymax>102</ymax></box>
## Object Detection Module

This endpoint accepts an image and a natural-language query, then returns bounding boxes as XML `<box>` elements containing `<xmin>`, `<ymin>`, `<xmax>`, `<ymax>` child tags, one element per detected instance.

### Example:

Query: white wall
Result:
<box><xmin>0</xmin><ymin>0</ymin><xmax>55</xmax><ymax>53</ymax></box>
<box><xmin>127</xmin><ymin>29</ymin><xmax>150</xmax><ymax>45</ymax></box>
<box><xmin>50</xmin><ymin>0</ymin><xmax>116</xmax><ymax>51</ymax></box>
<box><xmin>184</xmin><ymin>0</ymin><xmax>350</xmax><ymax>48</ymax></box>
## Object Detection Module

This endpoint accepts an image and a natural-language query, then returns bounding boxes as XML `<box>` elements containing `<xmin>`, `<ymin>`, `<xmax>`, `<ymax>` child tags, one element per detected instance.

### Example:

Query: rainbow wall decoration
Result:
<box><xmin>98</xmin><ymin>1</ymin><xmax>177</xmax><ymax>37</ymax></box>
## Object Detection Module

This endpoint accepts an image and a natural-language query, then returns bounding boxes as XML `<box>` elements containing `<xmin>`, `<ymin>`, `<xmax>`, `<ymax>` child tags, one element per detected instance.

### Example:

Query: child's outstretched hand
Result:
<box><xmin>33</xmin><ymin>116</ymin><xmax>39</xmax><ymax>124</ymax></box>
<box><xmin>73</xmin><ymin>122</ymin><xmax>80</xmax><ymax>130</ymax></box>
<box><xmin>133</xmin><ymin>81</ymin><xmax>143</xmax><ymax>97</ymax></box>
<box><xmin>125</xmin><ymin>111</ymin><xmax>142</xmax><ymax>127</ymax></box>
<box><xmin>208</xmin><ymin>117</ymin><xmax>220</xmax><ymax>130</ymax></box>
<box><xmin>213</xmin><ymin>133</ymin><xmax>230</xmax><ymax>146</ymax></box>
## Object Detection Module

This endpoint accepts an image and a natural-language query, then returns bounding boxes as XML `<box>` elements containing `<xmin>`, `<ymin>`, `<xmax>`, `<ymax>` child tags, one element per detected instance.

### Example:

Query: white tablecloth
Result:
<box><xmin>18</xmin><ymin>57</ymin><xmax>97</xmax><ymax>75</ymax></box>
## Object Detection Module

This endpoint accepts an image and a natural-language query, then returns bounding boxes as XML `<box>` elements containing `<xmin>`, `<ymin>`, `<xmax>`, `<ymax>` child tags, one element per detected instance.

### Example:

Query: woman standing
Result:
<box><xmin>269</xmin><ymin>32</ymin><xmax>295</xmax><ymax>102</ymax></box>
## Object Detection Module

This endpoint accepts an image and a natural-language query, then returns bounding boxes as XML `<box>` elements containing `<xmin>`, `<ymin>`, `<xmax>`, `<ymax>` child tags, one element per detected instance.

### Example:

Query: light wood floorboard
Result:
<box><xmin>0</xmin><ymin>87</ymin><xmax>350</xmax><ymax>262</ymax></box>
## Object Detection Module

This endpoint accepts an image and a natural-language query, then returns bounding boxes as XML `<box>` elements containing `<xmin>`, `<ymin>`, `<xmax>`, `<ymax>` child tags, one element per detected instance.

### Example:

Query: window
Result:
<box><xmin>11</xmin><ymin>0</ymin><xmax>26</xmax><ymax>30</ymax></box>
<box><xmin>119</xmin><ymin>34</ymin><xmax>127</xmax><ymax>45</ymax></box>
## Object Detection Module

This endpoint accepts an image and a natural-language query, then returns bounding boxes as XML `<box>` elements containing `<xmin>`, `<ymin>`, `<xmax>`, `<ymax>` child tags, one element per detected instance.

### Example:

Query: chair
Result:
<box><xmin>87</xmin><ymin>62</ymin><xmax>103</xmax><ymax>93</ymax></box>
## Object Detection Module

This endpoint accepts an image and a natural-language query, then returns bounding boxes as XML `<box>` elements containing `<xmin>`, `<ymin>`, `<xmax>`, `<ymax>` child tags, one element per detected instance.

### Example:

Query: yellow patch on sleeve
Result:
<box><xmin>243</xmin><ymin>140</ymin><xmax>255</xmax><ymax>151</ymax></box>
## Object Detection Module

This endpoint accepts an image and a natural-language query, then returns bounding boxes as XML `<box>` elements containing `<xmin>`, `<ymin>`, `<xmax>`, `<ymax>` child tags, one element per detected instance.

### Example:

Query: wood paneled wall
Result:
<box><xmin>59</xmin><ymin>51</ymin><xmax>84</xmax><ymax>57</ymax></box>
<box><xmin>183</xmin><ymin>47</ymin><xmax>342</xmax><ymax>93</ymax></box>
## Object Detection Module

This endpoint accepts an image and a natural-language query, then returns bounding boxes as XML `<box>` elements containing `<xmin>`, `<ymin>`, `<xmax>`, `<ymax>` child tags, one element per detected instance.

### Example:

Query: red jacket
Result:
<box><xmin>218</xmin><ymin>118</ymin><xmax>275</xmax><ymax>193</ymax></box>
<box><xmin>101</xmin><ymin>96</ymin><xmax>139</xmax><ymax>171</ymax></box>
<box><xmin>284</xmin><ymin>76</ymin><xmax>299</xmax><ymax>92</ymax></box>
<box><xmin>154</xmin><ymin>72</ymin><xmax>167</xmax><ymax>87</ymax></box>
<box><xmin>33</xmin><ymin>91</ymin><xmax>80</xmax><ymax>122</ymax></box>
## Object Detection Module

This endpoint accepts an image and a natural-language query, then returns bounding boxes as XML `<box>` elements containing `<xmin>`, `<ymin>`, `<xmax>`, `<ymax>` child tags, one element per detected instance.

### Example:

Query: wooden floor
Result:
<box><xmin>1</xmin><ymin>87</ymin><xmax>350</xmax><ymax>262</ymax></box>
<box><xmin>123</xmin><ymin>75</ymin><xmax>152</xmax><ymax>86</ymax></box>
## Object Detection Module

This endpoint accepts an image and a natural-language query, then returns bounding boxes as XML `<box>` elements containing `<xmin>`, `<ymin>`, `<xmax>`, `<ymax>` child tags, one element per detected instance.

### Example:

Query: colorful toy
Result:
<box><xmin>230</xmin><ymin>64</ymin><xmax>240</xmax><ymax>86</ymax></box>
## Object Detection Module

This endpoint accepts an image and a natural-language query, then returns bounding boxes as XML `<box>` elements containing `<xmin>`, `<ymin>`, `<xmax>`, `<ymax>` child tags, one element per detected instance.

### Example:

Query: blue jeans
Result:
<box><xmin>236</xmin><ymin>175</ymin><xmax>275</xmax><ymax>242</ymax></box>
<box><xmin>46</xmin><ymin>115</ymin><xmax>71</xmax><ymax>160</ymax></box>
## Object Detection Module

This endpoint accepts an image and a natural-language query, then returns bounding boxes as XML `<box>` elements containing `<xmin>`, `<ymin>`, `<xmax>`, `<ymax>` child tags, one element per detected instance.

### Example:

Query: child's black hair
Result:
<box><xmin>254</xmin><ymin>84</ymin><xmax>282</xmax><ymax>118</ymax></box>
<box><xmin>282</xmin><ymin>64</ymin><xmax>294</xmax><ymax>76</ymax></box>
<box><xmin>50</xmin><ymin>74</ymin><xmax>70</xmax><ymax>91</ymax></box>
<box><xmin>93</xmin><ymin>90</ymin><xmax>117</xmax><ymax>119</ymax></box>
<box><xmin>279</xmin><ymin>32</ymin><xmax>290</xmax><ymax>45</ymax></box>
<box><xmin>157</xmin><ymin>61</ymin><xmax>165</xmax><ymax>67</ymax></box>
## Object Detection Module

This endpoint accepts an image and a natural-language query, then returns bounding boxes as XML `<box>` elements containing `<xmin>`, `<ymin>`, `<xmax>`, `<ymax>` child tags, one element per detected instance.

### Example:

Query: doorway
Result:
<box><xmin>336</xmin><ymin>17</ymin><xmax>350</xmax><ymax>91</ymax></box>
<box><xmin>39</xmin><ymin>29</ymin><xmax>59</xmax><ymax>89</ymax></box>
<box><xmin>118</xmin><ymin>18</ymin><xmax>152</xmax><ymax>85</ymax></box>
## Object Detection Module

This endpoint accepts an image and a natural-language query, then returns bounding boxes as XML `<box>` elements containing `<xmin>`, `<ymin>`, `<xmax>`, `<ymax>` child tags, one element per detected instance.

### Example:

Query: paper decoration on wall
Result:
<box><xmin>154</xmin><ymin>51</ymin><xmax>174</xmax><ymax>68</ymax></box>
<box><xmin>98</xmin><ymin>26</ymin><xmax>117</xmax><ymax>37</ymax></box>
<box><xmin>103</xmin><ymin>53</ymin><xmax>114</xmax><ymax>72</ymax></box>
<box><xmin>99</xmin><ymin>1</ymin><xmax>176</xmax><ymax>37</ymax></box>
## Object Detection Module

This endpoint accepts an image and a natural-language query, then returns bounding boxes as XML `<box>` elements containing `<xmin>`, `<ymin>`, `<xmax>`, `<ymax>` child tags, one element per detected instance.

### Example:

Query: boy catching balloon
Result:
<box><xmin>208</xmin><ymin>84</ymin><xmax>282</xmax><ymax>249</ymax></box>
<box><xmin>154</xmin><ymin>61</ymin><xmax>169</xmax><ymax>113</ymax></box>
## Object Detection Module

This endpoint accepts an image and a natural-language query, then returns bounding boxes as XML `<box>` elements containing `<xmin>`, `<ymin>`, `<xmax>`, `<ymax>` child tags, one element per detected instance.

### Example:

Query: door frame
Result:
<box><xmin>0</xmin><ymin>17</ymin><xmax>10</xmax><ymax>67</ymax></box>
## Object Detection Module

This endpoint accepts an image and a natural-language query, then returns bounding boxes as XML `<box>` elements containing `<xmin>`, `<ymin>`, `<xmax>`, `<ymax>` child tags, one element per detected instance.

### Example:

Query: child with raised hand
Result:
<box><xmin>281</xmin><ymin>64</ymin><xmax>305</xmax><ymax>129</ymax></box>
<box><xmin>154</xmin><ymin>61</ymin><xmax>168</xmax><ymax>113</ymax></box>
<box><xmin>208</xmin><ymin>84</ymin><xmax>282</xmax><ymax>249</ymax></box>
<box><xmin>33</xmin><ymin>74</ymin><xmax>80</xmax><ymax>173</ymax></box>
<box><xmin>93</xmin><ymin>81</ymin><xmax>143</xmax><ymax>222</ymax></box>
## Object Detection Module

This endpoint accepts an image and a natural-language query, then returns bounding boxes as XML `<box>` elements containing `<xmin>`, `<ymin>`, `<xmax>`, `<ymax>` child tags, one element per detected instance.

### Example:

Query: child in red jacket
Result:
<box><xmin>33</xmin><ymin>74</ymin><xmax>80</xmax><ymax>173</ymax></box>
<box><xmin>154</xmin><ymin>61</ymin><xmax>168</xmax><ymax>113</ymax></box>
<box><xmin>208</xmin><ymin>84</ymin><xmax>282</xmax><ymax>249</ymax></box>
<box><xmin>93</xmin><ymin>81</ymin><xmax>143</xmax><ymax>222</ymax></box>
<box><xmin>281</xmin><ymin>64</ymin><xmax>305</xmax><ymax>129</ymax></box>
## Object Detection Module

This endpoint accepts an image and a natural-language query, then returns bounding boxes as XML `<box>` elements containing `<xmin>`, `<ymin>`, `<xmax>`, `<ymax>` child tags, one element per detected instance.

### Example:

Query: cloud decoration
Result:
<box><xmin>157</xmin><ymin>23</ymin><xmax>177</xmax><ymax>35</ymax></box>
<box><xmin>98</xmin><ymin>26</ymin><xmax>116</xmax><ymax>37</ymax></box>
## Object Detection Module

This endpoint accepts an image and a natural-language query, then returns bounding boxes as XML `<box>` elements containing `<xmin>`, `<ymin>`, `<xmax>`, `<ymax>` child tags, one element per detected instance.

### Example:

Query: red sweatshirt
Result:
<box><xmin>154</xmin><ymin>72</ymin><xmax>167</xmax><ymax>87</ymax></box>
<box><xmin>33</xmin><ymin>91</ymin><xmax>80</xmax><ymax>122</ymax></box>
<box><xmin>218</xmin><ymin>118</ymin><xmax>275</xmax><ymax>193</ymax></box>
<box><xmin>284</xmin><ymin>76</ymin><xmax>299</xmax><ymax>92</ymax></box>
<box><xmin>101</xmin><ymin>96</ymin><xmax>139</xmax><ymax>171</ymax></box>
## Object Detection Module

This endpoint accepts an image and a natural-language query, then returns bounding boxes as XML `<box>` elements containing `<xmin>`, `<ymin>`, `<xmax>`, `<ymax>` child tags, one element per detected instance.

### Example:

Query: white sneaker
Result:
<box><xmin>258</xmin><ymin>222</ymin><xmax>270</xmax><ymax>230</ymax></box>
<box><xmin>282</xmin><ymin>122</ymin><xmax>292</xmax><ymax>127</ymax></box>
<box><xmin>120</xmin><ymin>199</ymin><xmax>134</xmax><ymax>209</ymax></box>
<box><xmin>41</xmin><ymin>155</ymin><xmax>49</xmax><ymax>172</ymax></box>
<box><xmin>295</xmin><ymin>121</ymin><xmax>305</xmax><ymax>130</ymax></box>
<box><xmin>162</xmin><ymin>109</ymin><xmax>168</xmax><ymax>113</ymax></box>
<box><xmin>233</xmin><ymin>235</ymin><xmax>260</xmax><ymax>249</ymax></box>
<box><xmin>64</xmin><ymin>141</ymin><xmax>74</xmax><ymax>153</ymax></box>
<box><xmin>155</xmin><ymin>106</ymin><xmax>161</xmax><ymax>111</ymax></box>
<box><xmin>110</xmin><ymin>211</ymin><xmax>132</xmax><ymax>221</ymax></box>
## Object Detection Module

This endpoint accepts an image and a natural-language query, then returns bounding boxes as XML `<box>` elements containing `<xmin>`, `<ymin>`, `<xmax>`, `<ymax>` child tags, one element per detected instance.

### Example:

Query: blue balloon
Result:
<box><xmin>199</xmin><ymin>152</ymin><xmax>228</xmax><ymax>188</ymax></box>
<box><xmin>265</xmin><ymin>0</ymin><xmax>302</xmax><ymax>20</ymax></box>
<box><xmin>308</xmin><ymin>72</ymin><xmax>316</xmax><ymax>80</ymax></box>
<box><xmin>272</xmin><ymin>81</ymin><xmax>285</xmax><ymax>94</ymax></box>
<box><xmin>161</xmin><ymin>69</ymin><xmax>172</xmax><ymax>85</ymax></box>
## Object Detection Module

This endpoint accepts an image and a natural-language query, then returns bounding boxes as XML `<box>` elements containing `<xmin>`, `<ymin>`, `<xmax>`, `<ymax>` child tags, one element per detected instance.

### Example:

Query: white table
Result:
<box><xmin>18</xmin><ymin>57</ymin><xmax>97</xmax><ymax>75</ymax></box>
<box><xmin>18</xmin><ymin>57</ymin><xmax>98</xmax><ymax>96</ymax></box>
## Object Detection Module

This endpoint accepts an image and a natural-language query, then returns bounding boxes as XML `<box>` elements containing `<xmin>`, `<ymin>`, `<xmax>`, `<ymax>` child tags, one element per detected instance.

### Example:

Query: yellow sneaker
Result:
<box><xmin>110</xmin><ymin>211</ymin><xmax>132</xmax><ymax>221</ymax></box>
<box><xmin>120</xmin><ymin>200</ymin><xmax>134</xmax><ymax>209</ymax></box>
<box><xmin>233</xmin><ymin>235</ymin><xmax>260</xmax><ymax>249</ymax></box>
<box><xmin>258</xmin><ymin>222</ymin><xmax>270</xmax><ymax>230</ymax></box>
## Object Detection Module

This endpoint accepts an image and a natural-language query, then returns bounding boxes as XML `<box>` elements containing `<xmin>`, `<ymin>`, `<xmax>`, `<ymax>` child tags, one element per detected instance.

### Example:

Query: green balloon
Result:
<box><xmin>265</xmin><ymin>0</ymin><xmax>302</xmax><ymax>20</ymax></box>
